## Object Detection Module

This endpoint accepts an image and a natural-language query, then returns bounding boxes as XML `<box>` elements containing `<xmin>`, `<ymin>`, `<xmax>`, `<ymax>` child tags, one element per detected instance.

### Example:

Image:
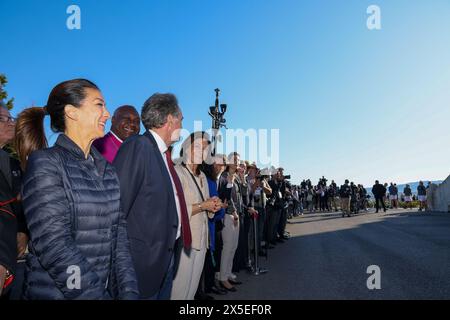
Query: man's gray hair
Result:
<box><xmin>227</xmin><ymin>152</ymin><xmax>240</xmax><ymax>164</ymax></box>
<box><xmin>141</xmin><ymin>93</ymin><xmax>181</xmax><ymax>130</ymax></box>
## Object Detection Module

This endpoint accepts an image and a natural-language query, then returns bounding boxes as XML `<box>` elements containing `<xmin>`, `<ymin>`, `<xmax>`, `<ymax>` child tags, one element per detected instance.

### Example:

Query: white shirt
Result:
<box><xmin>110</xmin><ymin>130</ymin><xmax>123</xmax><ymax>143</ymax></box>
<box><xmin>149</xmin><ymin>129</ymin><xmax>182</xmax><ymax>240</ymax></box>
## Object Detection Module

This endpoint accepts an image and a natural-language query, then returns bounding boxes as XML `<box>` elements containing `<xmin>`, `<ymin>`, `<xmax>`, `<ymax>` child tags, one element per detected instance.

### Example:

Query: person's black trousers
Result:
<box><xmin>204</xmin><ymin>249</ymin><xmax>216</xmax><ymax>291</ymax></box>
<box><xmin>214</xmin><ymin>222</ymin><xmax>224</xmax><ymax>274</ymax></box>
<box><xmin>277</xmin><ymin>207</ymin><xmax>288</xmax><ymax>238</ymax></box>
<box><xmin>320</xmin><ymin>196</ymin><xmax>326</xmax><ymax>211</ymax></box>
<box><xmin>267</xmin><ymin>206</ymin><xmax>280</xmax><ymax>244</ymax></box>
<box><xmin>255</xmin><ymin>207</ymin><xmax>266</xmax><ymax>252</ymax></box>
<box><xmin>375</xmin><ymin>196</ymin><xmax>386</xmax><ymax>212</ymax></box>
<box><xmin>232</xmin><ymin>214</ymin><xmax>248</xmax><ymax>273</ymax></box>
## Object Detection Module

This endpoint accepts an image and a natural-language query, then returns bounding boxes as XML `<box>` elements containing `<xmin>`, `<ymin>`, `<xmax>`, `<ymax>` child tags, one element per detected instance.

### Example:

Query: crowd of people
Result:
<box><xmin>282</xmin><ymin>178</ymin><xmax>432</xmax><ymax>218</ymax></box>
<box><xmin>0</xmin><ymin>79</ymin><xmax>436</xmax><ymax>300</ymax></box>
<box><xmin>0</xmin><ymin>78</ymin><xmax>295</xmax><ymax>300</ymax></box>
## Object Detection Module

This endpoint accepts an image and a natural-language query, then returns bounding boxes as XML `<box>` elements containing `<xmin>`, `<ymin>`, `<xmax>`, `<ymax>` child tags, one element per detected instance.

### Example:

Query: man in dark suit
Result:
<box><xmin>372</xmin><ymin>180</ymin><xmax>387</xmax><ymax>213</ymax></box>
<box><xmin>113</xmin><ymin>93</ymin><xmax>191</xmax><ymax>300</ymax></box>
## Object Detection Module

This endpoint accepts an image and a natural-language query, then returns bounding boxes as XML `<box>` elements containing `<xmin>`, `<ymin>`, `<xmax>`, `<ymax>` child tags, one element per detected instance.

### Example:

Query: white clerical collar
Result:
<box><xmin>149</xmin><ymin>129</ymin><xmax>168</xmax><ymax>154</ymax></box>
<box><xmin>110</xmin><ymin>131</ymin><xmax>123</xmax><ymax>143</ymax></box>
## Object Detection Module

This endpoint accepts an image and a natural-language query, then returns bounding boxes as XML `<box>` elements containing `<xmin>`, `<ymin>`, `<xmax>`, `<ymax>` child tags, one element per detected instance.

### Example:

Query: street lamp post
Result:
<box><xmin>208</xmin><ymin>88</ymin><xmax>227</xmax><ymax>157</ymax></box>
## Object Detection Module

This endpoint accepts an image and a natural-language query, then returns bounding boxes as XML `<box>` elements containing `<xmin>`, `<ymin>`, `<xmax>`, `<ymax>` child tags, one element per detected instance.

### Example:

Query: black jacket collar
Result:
<box><xmin>143</xmin><ymin>130</ymin><xmax>162</xmax><ymax>150</ymax></box>
<box><xmin>55</xmin><ymin>134</ymin><xmax>107</xmax><ymax>177</ymax></box>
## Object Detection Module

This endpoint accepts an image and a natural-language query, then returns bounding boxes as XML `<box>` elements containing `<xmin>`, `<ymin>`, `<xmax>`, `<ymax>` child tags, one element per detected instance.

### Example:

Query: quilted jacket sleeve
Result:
<box><xmin>113</xmin><ymin>208</ymin><xmax>139</xmax><ymax>299</ymax></box>
<box><xmin>22</xmin><ymin>151</ymin><xmax>107</xmax><ymax>299</ymax></box>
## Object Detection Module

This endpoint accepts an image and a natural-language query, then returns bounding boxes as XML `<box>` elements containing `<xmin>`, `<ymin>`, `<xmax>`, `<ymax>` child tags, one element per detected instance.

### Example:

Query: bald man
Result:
<box><xmin>93</xmin><ymin>105</ymin><xmax>140</xmax><ymax>163</ymax></box>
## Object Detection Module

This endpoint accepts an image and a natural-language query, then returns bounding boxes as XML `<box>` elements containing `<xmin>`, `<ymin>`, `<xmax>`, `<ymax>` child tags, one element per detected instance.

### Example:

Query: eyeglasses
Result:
<box><xmin>0</xmin><ymin>116</ymin><xmax>16</xmax><ymax>123</ymax></box>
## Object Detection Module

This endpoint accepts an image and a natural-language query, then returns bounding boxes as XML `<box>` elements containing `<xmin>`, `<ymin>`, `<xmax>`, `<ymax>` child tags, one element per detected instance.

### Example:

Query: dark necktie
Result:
<box><xmin>165</xmin><ymin>150</ymin><xmax>192</xmax><ymax>249</ymax></box>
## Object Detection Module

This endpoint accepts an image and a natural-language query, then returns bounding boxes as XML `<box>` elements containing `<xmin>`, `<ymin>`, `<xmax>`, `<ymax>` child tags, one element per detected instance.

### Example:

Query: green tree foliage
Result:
<box><xmin>0</xmin><ymin>74</ymin><xmax>15</xmax><ymax>110</ymax></box>
<box><xmin>0</xmin><ymin>73</ymin><xmax>18</xmax><ymax>158</ymax></box>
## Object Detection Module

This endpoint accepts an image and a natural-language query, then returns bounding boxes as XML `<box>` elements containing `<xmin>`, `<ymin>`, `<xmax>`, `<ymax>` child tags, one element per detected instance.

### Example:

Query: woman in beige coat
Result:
<box><xmin>170</xmin><ymin>131</ymin><xmax>222</xmax><ymax>300</ymax></box>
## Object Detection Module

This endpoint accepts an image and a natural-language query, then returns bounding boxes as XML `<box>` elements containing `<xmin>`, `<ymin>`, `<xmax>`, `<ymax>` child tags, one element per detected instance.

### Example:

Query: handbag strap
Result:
<box><xmin>182</xmin><ymin>164</ymin><xmax>206</xmax><ymax>202</ymax></box>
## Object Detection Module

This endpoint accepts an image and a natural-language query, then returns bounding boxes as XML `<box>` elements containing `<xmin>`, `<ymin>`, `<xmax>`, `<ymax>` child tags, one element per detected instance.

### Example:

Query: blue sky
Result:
<box><xmin>1</xmin><ymin>0</ymin><xmax>449</xmax><ymax>186</ymax></box>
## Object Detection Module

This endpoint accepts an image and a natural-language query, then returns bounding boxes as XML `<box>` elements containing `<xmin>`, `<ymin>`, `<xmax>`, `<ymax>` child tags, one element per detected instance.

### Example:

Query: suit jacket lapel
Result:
<box><xmin>143</xmin><ymin>131</ymin><xmax>177</xmax><ymax>199</ymax></box>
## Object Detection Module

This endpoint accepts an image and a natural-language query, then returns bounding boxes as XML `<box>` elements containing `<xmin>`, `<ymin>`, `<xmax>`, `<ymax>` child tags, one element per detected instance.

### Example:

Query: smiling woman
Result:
<box><xmin>64</xmin><ymin>87</ymin><xmax>111</xmax><ymax>158</ymax></box>
<box><xmin>14</xmin><ymin>79</ymin><xmax>110</xmax><ymax>168</ymax></box>
<box><xmin>12</xmin><ymin>79</ymin><xmax>139</xmax><ymax>300</ymax></box>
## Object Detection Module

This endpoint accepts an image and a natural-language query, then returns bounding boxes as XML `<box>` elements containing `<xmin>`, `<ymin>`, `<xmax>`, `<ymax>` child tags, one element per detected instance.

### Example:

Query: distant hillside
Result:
<box><xmin>365</xmin><ymin>180</ymin><xmax>443</xmax><ymax>196</ymax></box>
<box><xmin>396</xmin><ymin>181</ymin><xmax>443</xmax><ymax>194</ymax></box>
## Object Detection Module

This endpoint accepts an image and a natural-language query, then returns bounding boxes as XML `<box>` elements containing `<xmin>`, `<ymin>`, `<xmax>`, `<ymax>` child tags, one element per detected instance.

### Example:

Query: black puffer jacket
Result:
<box><xmin>21</xmin><ymin>134</ymin><xmax>138</xmax><ymax>300</ymax></box>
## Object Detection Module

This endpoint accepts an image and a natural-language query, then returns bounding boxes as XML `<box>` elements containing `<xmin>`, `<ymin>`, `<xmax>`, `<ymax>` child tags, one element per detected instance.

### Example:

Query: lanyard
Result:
<box><xmin>182</xmin><ymin>164</ymin><xmax>206</xmax><ymax>202</ymax></box>
<box><xmin>0</xmin><ymin>197</ymin><xmax>17</xmax><ymax>218</ymax></box>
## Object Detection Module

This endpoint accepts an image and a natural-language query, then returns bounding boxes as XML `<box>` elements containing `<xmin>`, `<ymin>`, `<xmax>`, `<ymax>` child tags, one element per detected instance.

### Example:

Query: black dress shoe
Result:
<box><xmin>219</xmin><ymin>282</ymin><xmax>237</xmax><ymax>292</ymax></box>
<box><xmin>206</xmin><ymin>286</ymin><xmax>228</xmax><ymax>295</ymax></box>
<box><xmin>228</xmin><ymin>279</ymin><xmax>242</xmax><ymax>285</ymax></box>
<box><xmin>195</xmin><ymin>293</ymin><xmax>215</xmax><ymax>300</ymax></box>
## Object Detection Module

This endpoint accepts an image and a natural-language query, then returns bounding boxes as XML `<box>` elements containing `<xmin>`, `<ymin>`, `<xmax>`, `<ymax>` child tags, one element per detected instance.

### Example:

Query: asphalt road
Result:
<box><xmin>215</xmin><ymin>209</ymin><xmax>450</xmax><ymax>300</ymax></box>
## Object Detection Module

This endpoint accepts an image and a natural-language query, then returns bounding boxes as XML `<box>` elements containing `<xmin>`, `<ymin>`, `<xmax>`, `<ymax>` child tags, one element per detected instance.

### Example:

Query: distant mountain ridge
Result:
<box><xmin>365</xmin><ymin>180</ymin><xmax>443</xmax><ymax>196</ymax></box>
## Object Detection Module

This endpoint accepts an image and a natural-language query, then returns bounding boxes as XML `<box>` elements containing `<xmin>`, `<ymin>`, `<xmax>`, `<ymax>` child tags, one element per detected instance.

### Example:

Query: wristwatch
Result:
<box><xmin>198</xmin><ymin>203</ymin><xmax>203</xmax><ymax>211</ymax></box>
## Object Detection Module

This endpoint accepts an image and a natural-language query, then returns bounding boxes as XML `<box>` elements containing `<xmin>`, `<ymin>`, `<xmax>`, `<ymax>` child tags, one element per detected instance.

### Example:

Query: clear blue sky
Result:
<box><xmin>1</xmin><ymin>0</ymin><xmax>450</xmax><ymax>186</ymax></box>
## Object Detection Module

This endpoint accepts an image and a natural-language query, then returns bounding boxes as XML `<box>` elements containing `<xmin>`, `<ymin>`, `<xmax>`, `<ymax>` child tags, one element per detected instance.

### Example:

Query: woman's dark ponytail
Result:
<box><xmin>15</xmin><ymin>107</ymin><xmax>48</xmax><ymax>170</ymax></box>
<box><xmin>14</xmin><ymin>79</ymin><xmax>99</xmax><ymax>170</ymax></box>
